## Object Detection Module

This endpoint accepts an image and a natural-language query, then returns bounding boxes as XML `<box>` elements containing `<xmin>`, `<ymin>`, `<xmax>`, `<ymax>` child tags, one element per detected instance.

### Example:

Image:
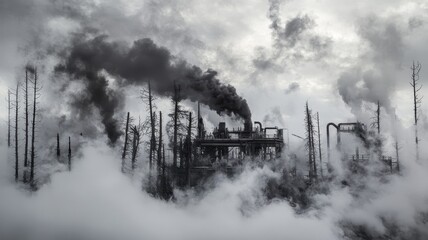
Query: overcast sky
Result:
<box><xmin>0</xmin><ymin>0</ymin><xmax>428</xmax><ymax>145</ymax></box>
<box><xmin>2</xmin><ymin>1</ymin><xmax>428</xmax><ymax>239</ymax></box>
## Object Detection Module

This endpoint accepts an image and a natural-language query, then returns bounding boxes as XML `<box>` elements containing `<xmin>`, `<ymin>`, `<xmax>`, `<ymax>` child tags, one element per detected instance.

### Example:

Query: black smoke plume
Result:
<box><xmin>55</xmin><ymin>35</ymin><xmax>252</xmax><ymax>143</ymax></box>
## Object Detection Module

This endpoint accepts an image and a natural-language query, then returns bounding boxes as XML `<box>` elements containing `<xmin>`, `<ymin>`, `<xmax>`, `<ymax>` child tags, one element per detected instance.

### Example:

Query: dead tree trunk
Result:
<box><xmin>376</xmin><ymin>101</ymin><xmax>380</xmax><ymax>134</ymax></box>
<box><xmin>370</xmin><ymin>101</ymin><xmax>383</xmax><ymax>160</ymax></box>
<box><xmin>68</xmin><ymin>136</ymin><xmax>71</xmax><ymax>171</ymax></box>
<box><xmin>56</xmin><ymin>133</ymin><xmax>60</xmax><ymax>160</ymax></box>
<box><xmin>122</xmin><ymin>112</ymin><xmax>130</xmax><ymax>173</ymax></box>
<box><xmin>316</xmin><ymin>112</ymin><xmax>323</xmax><ymax>178</ymax></box>
<box><xmin>24</xmin><ymin>68</ymin><xmax>29</xmax><ymax>182</ymax></box>
<box><xmin>8</xmin><ymin>89</ymin><xmax>11</xmax><ymax>147</ymax></box>
<box><xmin>185</xmin><ymin>112</ymin><xmax>192</xmax><ymax>186</ymax></box>
<box><xmin>15</xmin><ymin>84</ymin><xmax>19</xmax><ymax>182</ymax></box>
<box><xmin>410</xmin><ymin>61</ymin><xmax>422</xmax><ymax>161</ymax></box>
<box><xmin>148</xmin><ymin>81</ymin><xmax>156</xmax><ymax>169</ymax></box>
<box><xmin>130</xmin><ymin>122</ymin><xmax>141</xmax><ymax>172</ymax></box>
<box><xmin>305</xmin><ymin>102</ymin><xmax>317</xmax><ymax>182</ymax></box>
<box><xmin>131</xmin><ymin>130</ymin><xmax>137</xmax><ymax>171</ymax></box>
<box><xmin>157</xmin><ymin>111</ymin><xmax>162</xmax><ymax>169</ymax></box>
<box><xmin>395</xmin><ymin>141</ymin><xmax>400</xmax><ymax>173</ymax></box>
<box><xmin>376</xmin><ymin>101</ymin><xmax>382</xmax><ymax>159</ymax></box>
<box><xmin>179</xmin><ymin>138</ymin><xmax>183</xmax><ymax>168</ymax></box>
<box><xmin>162</xmin><ymin>143</ymin><xmax>166</xmax><ymax>198</ymax></box>
<box><xmin>173</xmin><ymin>84</ymin><xmax>180</xmax><ymax>169</ymax></box>
<box><xmin>310</xmin><ymin>117</ymin><xmax>317</xmax><ymax>180</ymax></box>
<box><xmin>30</xmin><ymin>68</ymin><xmax>37</xmax><ymax>184</ymax></box>
<box><xmin>163</xmin><ymin>143</ymin><xmax>166</xmax><ymax>166</ymax></box>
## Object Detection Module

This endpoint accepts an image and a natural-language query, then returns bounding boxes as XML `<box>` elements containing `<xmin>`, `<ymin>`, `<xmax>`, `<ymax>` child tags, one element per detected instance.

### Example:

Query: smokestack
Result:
<box><xmin>55</xmin><ymin>35</ymin><xmax>251</xmax><ymax>143</ymax></box>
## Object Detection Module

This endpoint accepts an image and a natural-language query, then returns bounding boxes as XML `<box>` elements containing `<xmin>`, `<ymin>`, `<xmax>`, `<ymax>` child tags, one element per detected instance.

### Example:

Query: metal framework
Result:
<box><xmin>194</xmin><ymin>121</ymin><xmax>284</xmax><ymax>161</ymax></box>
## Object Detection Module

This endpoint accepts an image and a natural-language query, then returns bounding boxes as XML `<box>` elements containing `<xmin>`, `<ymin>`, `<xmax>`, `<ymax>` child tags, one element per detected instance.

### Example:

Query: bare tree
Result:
<box><xmin>23</xmin><ymin>68</ymin><xmax>30</xmax><ymax>182</ymax></box>
<box><xmin>148</xmin><ymin>82</ymin><xmax>156</xmax><ymax>169</ymax></box>
<box><xmin>162</xmin><ymin>143</ymin><xmax>165</xmax><ymax>169</ymax></box>
<box><xmin>370</xmin><ymin>101</ymin><xmax>383</xmax><ymax>158</ymax></box>
<box><xmin>56</xmin><ymin>133</ymin><xmax>60</xmax><ymax>160</ymax></box>
<box><xmin>166</xmin><ymin>85</ymin><xmax>197</xmax><ymax>168</ymax></box>
<box><xmin>185</xmin><ymin>112</ymin><xmax>192</xmax><ymax>186</ymax></box>
<box><xmin>370</xmin><ymin>101</ymin><xmax>381</xmax><ymax>134</ymax></box>
<box><xmin>173</xmin><ymin>84</ymin><xmax>181</xmax><ymax>168</ymax></box>
<box><xmin>410</xmin><ymin>61</ymin><xmax>422</xmax><ymax>160</ymax></box>
<box><xmin>316</xmin><ymin>112</ymin><xmax>323</xmax><ymax>178</ymax></box>
<box><xmin>157</xmin><ymin>111</ymin><xmax>162</xmax><ymax>169</ymax></box>
<box><xmin>395</xmin><ymin>141</ymin><xmax>400</xmax><ymax>173</ymax></box>
<box><xmin>130</xmin><ymin>118</ymin><xmax>143</xmax><ymax>171</ymax></box>
<box><xmin>68</xmin><ymin>136</ymin><xmax>71</xmax><ymax>171</ymax></box>
<box><xmin>7</xmin><ymin>89</ymin><xmax>11</xmax><ymax>148</ymax></box>
<box><xmin>122</xmin><ymin>112</ymin><xmax>130</xmax><ymax>173</ymax></box>
<box><xmin>14</xmin><ymin>83</ymin><xmax>19</xmax><ymax>182</ymax></box>
<box><xmin>305</xmin><ymin>102</ymin><xmax>317</xmax><ymax>182</ymax></box>
<box><xmin>161</xmin><ymin>143</ymin><xmax>166</xmax><ymax>198</ymax></box>
<box><xmin>140</xmin><ymin>81</ymin><xmax>157</xmax><ymax>169</ymax></box>
<box><xmin>30</xmin><ymin>66</ymin><xmax>41</xmax><ymax>185</ymax></box>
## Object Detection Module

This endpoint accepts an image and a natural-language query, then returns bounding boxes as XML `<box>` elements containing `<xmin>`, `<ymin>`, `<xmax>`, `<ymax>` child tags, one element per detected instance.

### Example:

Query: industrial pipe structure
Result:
<box><xmin>264</xmin><ymin>127</ymin><xmax>278</xmax><ymax>135</ymax></box>
<box><xmin>254</xmin><ymin>121</ymin><xmax>263</xmax><ymax>132</ymax></box>
<box><xmin>326</xmin><ymin>123</ymin><xmax>339</xmax><ymax>150</ymax></box>
<box><xmin>326</xmin><ymin>122</ymin><xmax>367</xmax><ymax>162</ymax></box>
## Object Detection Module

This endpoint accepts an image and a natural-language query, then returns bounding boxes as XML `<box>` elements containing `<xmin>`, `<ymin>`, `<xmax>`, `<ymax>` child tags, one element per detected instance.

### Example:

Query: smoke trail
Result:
<box><xmin>336</xmin><ymin>16</ymin><xmax>404</xmax><ymax>117</ymax></box>
<box><xmin>55</xmin><ymin>35</ymin><xmax>251</xmax><ymax>143</ymax></box>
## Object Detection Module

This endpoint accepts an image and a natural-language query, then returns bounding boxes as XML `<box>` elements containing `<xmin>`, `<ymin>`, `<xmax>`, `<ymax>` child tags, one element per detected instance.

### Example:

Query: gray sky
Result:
<box><xmin>1</xmin><ymin>1</ymin><xmax>428</xmax><ymax>239</ymax></box>
<box><xmin>0</xmin><ymin>0</ymin><xmax>427</xmax><ymax>146</ymax></box>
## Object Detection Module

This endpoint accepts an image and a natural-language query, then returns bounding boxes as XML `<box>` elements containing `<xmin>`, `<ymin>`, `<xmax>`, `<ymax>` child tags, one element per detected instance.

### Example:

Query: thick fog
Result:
<box><xmin>1</xmin><ymin>127</ymin><xmax>428</xmax><ymax>239</ymax></box>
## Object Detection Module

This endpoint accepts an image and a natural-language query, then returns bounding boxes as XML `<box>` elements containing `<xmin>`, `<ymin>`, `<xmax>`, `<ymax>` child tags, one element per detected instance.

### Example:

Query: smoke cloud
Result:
<box><xmin>55</xmin><ymin>35</ymin><xmax>252</xmax><ymax>143</ymax></box>
<box><xmin>1</xmin><ymin>129</ymin><xmax>428</xmax><ymax>240</ymax></box>
<box><xmin>337</xmin><ymin>16</ymin><xmax>405</xmax><ymax>117</ymax></box>
<box><xmin>284</xmin><ymin>82</ymin><xmax>300</xmax><ymax>94</ymax></box>
<box><xmin>253</xmin><ymin>0</ymin><xmax>331</xmax><ymax>76</ymax></box>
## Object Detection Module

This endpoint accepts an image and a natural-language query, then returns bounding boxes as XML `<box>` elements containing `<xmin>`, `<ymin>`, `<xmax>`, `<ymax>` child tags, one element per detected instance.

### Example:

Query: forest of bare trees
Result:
<box><xmin>4</xmin><ymin>61</ymin><xmax>423</xmax><ymax>198</ymax></box>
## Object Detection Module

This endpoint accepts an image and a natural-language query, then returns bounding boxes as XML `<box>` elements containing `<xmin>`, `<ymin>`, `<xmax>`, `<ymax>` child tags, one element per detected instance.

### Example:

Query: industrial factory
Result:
<box><xmin>173</xmin><ymin>106</ymin><xmax>285</xmax><ymax>186</ymax></box>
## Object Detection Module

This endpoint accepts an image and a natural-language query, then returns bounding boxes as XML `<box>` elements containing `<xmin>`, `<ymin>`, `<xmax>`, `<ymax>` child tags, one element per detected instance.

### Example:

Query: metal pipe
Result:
<box><xmin>263</xmin><ymin>127</ymin><xmax>278</xmax><ymax>135</ymax></box>
<box><xmin>254</xmin><ymin>121</ymin><xmax>263</xmax><ymax>132</ymax></box>
<box><xmin>326</xmin><ymin>123</ymin><xmax>338</xmax><ymax>163</ymax></box>
<box><xmin>291</xmin><ymin>133</ymin><xmax>304</xmax><ymax>140</ymax></box>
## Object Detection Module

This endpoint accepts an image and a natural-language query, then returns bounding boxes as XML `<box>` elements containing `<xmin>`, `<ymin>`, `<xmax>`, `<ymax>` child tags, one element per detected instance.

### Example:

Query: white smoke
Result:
<box><xmin>1</xmin><ymin>126</ymin><xmax>428</xmax><ymax>240</ymax></box>
<box><xmin>0</xmin><ymin>140</ymin><xmax>339</xmax><ymax>240</ymax></box>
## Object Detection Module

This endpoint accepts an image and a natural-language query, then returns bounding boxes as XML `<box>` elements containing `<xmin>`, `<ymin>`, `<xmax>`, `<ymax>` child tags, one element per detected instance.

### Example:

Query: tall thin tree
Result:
<box><xmin>395</xmin><ymin>141</ymin><xmax>400</xmax><ymax>173</ymax></box>
<box><xmin>316</xmin><ymin>112</ymin><xmax>323</xmax><ymax>178</ymax></box>
<box><xmin>157</xmin><ymin>111</ymin><xmax>162</xmax><ymax>169</ymax></box>
<box><xmin>14</xmin><ymin>83</ymin><xmax>19</xmax><ymax>182</ymax></box>
<box><xmin>162</xmin><ymin>143</ymin><xmax>166</xmax><ymax>198</ymax></box>
<box><xmin>148</xmin><ymin>81</ymin><xmax>157</xmax><ymax>169</ymax></box>
<box><xmin>30</xmin><ymin>67</ymin><xmax>38</xmax><ymax>184</ymax></box>
<box><xmin>56</xmin><ymin>133</ymin><xmax>60</xmax><ymax>160</ymax></box>
<box><xmin>370</xmin><ymin>101</ymin><xmax>383</xmax><ymax>159</ymax></box>
<box><xmin>305</xmin><ymin>102</ymin><xmax>317</xmax><ymax>182</ymax></box>
<box><xmin>68</xmin><ymin>136</ymin><xmax>71</xmax><ymax>171</ymax></box>
<box><xmin>130</xmin><ymin>120</ymin><xmax>142</xmax><ymax>172</ymax></box>
<box><xmin>8</xmin><ymin>89</ymin><xmax>11</xmax><ymax>147</ymax></box>
<box><xmin>185</xmin><ymin>112</ymin><xmax>192</xmax><ymax>186</ymax></box>
<box><xmin>410</xmin><ymin>61</ymin><xmax>422</xmax><ymax>161</ymax></box>
<box><xmin>376</xmin><ymin>101</ymin><xmax>380</xmax><ymax>134</ymax></box>
<box><xmin>140</xmin><ymin>82</ymin><xmax>158</xmax><ymax>169</ymax></box>
<box><xmin>23</xmin><ymin>68</ymin><xmax>29</xmax><ymax>182</ymax></box>
<box><xmin>122</xmin><ymin>112</ymin><xmax>130</xmax><ymax>172</ymax></box>
<box><xmin>173</xmin><ymin>84</ymin><xmax>180</xmax><ymax>168</ymax></box>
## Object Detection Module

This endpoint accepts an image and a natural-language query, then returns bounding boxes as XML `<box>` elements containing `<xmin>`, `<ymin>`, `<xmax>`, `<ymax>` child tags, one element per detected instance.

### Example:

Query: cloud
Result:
<box><xmin>284</xmin><ymin>82</ymin><xmax>300</xmax><ymax>94</ymax></box>
<box><xmin>252</xmin><ymin>0</ymin><xmax>332</xmax><ymax>78</ymax></box>
<box><xmin>283</xmin><ymin>15</ymin><xmax>314</xmax><ymax>48</ymax></box>
<box><xmin>263</xmin><ymin>106</ymin><xmax>286</xmax><ymax>127</ymax></box>
<box><xmin>336</xmin><ymin>15</ymin><xmax>406</xmax><ymax>118</ymax></box>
